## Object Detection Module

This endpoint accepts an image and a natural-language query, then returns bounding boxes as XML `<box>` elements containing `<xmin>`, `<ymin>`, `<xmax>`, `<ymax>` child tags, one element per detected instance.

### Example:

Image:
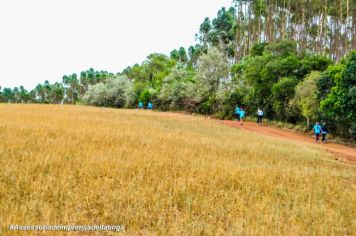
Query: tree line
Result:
<box><xmin>0</xmin><ymin>69</ymin><xmax>114</xmax><ymax>104</ymax></box>
<box><xmin>198</xmin><ymin>0</ymin><xmax>355</xmax><ymax>62</ymax></box>
<box><xmin>1</xmin><ymin>1</ymin><xmax>355</xmax><ymax>138</ymax></box>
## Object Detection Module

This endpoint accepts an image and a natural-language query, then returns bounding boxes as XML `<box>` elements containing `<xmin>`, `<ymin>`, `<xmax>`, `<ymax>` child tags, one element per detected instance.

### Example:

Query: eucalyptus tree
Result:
<box><xmin>35</xmin><ymin>84</ymin><xmax>46</xmax><ymax>103</ymax></box>
<box><xmin>188</xmin><ymin>44</ymin><xmax>204</xmax><ymax>67</ymax></box>
<box><xmin>78</xmin><ymin>68</ymin><xmax>114</xmax><ymax>97</ymax></box>
<box><xmin>62</xmin><ymin>74</ymin><xmax>79</xmax><ymax>104</ymax></box>
<box><xmin>227</xmin><ymin>0</ymin><xmax>355</xmax><ymax>61</ymax></box>
<box><xmin>50</xmin><ymin>82</ymin><xmax>65</xmax><ymax>104</ymax></box>
<box><xmin>170</xmin><ymin>47</ymin><xmax>188</xmax><ymax>65</ymax></box>
<box><xmin>19</xmin><ymin>86</ymin><xmax>31</xmax><ymax>103</ymax></box>
<box><xmin>197</xmin><ymin>7</ymin><xmax>237</xmax><ymax>60</ymax></box>
<box><xmin>2</xmin><ymin>88</ymin><xmax>13</xmax><ymax>102</ymax></box>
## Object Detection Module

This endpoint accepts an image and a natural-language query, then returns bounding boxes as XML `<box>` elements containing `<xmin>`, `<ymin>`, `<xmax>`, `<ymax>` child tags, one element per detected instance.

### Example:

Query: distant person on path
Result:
<box><xmin>321</xmin><ymin>122</ymin><xmax>329</xmax><ymax>143</ymax></box>
<box><xmin>239</xmin><ymin>108</ymin><xmax>245</xmax><ymax>126</ymax></box>
<box><xmin>349</xmin><ymin>129</ymin><xmax>356</xmax><ymax>143</ymax></box>
<box><xmin>235</xmin><ymin>106</ymin><xmax>241</xmax><ymax>121</ymax></box>
<box><xmin>257</xmin><ymin>108</ymin><xmax>264</xmax><ymax>126</ymax></box>
<box><xmin>147</xmin><ymin>102</ymin><xmax>153</xmax><ymax>110</ymax></box>
<box><xmin>312</xmin><ymin>121</ymin><xmax>322</xmax><ymax>143</ymax></box>
<box><xmin>138</xmin><ymin>101</ymin><xmax>143</xmax><ymax>109</ymax></box>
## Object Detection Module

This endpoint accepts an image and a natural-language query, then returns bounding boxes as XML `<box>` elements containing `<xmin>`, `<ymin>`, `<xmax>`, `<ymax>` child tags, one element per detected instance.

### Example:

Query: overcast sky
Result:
<box><xmin>0</xmin><ymin>0</ymin><xmax>233</xmax><ymax>90</ymax></box>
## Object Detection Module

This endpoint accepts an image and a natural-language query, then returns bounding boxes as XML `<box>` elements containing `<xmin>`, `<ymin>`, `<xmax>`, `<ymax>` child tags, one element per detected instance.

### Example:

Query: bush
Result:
<box><xmin>82</xmin><ymin>76</ymin><xmax>132</xmax><ymax>107</ymax></box>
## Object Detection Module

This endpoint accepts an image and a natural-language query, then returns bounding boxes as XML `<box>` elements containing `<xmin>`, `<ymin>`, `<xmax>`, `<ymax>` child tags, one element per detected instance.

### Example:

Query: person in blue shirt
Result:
<box><xmin>235</xmin><ymin>106</ymin><xmax>241</xmax><ymax>121</ymax></box>
<box><xmin>312</xmin><ymin>121</ymin><xmax>322</xmax><ymax>143</ymax></box>
<box><xmin>138</xmin><ymin>101</ymin><xmax>143</xmax><ymax>109</ymax></box>
<box><xmin>239</xmin><ymin>108</ymin><xmax>245</xmax><ymax>126</ymax></box>
<box><xmin>147</xmin><ymin>102</ymin><xmax>153</xmax><ymax>110</ymax></box>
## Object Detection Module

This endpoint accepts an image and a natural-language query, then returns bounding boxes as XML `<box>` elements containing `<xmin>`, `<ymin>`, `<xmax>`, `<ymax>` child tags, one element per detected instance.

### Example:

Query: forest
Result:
<box><xmin>0</xmin><ymin>0</ymin><xmax>355</xmax><ymax>138</ymax></box>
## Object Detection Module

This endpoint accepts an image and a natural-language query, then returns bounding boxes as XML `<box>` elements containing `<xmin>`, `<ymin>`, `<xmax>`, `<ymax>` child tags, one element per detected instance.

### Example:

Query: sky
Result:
<box><xmin>0</xmin><ymin>0</ymin><xmax>233</xmax><ymax>90</ymax></box>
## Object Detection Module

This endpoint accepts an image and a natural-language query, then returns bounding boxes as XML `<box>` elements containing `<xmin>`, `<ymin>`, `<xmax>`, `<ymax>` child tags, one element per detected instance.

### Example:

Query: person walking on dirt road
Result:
<box><xmin>235</xmin><ymin>106</ymin><xmax>241</xmax><ymax>121</ymax></box>
<box><xmin>239</xmin><ymin>108</ymin><xmax>245</xmax><ymax>126</ymax></box>
<box><xmin>257</xmin><ymin>108</ymin><xmax>264</xmax><ymax>126</ymax></box>
<box><xmin>312</xmin><ymin>121</ymin><xmax>323</xmax><ymax>143</ymax></box>
<box><xmin>138</xmin><ymin>101</ymin><xmax>143</xmax><ymax>109</ymax></box>
<box><xmin>147</xmin><ymin>102</ymin><xmax>153</xmax><ymax>110</ymax></box>
<box><xmin>321</xmin><ymin>122</ymin><xmax>329</xmax><ymax>143</ymax></box>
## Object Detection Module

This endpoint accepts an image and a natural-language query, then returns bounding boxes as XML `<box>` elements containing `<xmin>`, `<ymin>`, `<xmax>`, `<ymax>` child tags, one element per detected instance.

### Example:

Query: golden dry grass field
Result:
<box><xmin>0</xmin><ymin>104</ymin><xmax>355</xmax><ymax>235</ymax></box>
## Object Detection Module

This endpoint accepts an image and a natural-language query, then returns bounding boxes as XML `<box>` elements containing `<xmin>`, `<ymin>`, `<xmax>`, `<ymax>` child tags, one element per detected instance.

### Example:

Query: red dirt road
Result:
<box><xmin>222</xmin><ymin>120</ymin><xmax>356</xmax><ymax>164</ymax></box>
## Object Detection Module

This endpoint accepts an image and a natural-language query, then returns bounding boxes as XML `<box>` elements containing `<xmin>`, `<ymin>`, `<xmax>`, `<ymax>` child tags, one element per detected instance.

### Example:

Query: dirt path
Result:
<box><xmin>221</xmin><ymin>120</ymin><xmax>356</xmax><ymax>164</ymax></box>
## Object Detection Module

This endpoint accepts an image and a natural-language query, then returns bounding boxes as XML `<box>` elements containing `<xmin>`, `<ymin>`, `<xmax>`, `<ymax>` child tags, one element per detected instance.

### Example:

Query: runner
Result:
<box><xmin>138</xmin><ymin>101</ymin><xmax>143</xmax><ymax>109</ymax></box>
<box><xmin>239</xmin><ymin>108</ymin><xmax>245</xmax><ymax>126</ymax></box>
<box><xmin>147</xmin><ymin>102</ymin><xmax>153</xmax><ymax>110</ymax></box>
<box><xmin>312</xmin><ymin>121</ymin><xmax>322</xmax><ymax>143</ymax></box>
<box><xmin>235</xmin><ymin>106</ymin><xmax>240</xmax><ymax>121</ymax></box>
<box><xmin>321</xmin><ymin>122</ymin><xmax>329</xmax><ymax>143</ymax></box>
<box><xmin>257</xmin><ymin>108</ymin><xmax>264</xmax><ymax>126</ymax></box>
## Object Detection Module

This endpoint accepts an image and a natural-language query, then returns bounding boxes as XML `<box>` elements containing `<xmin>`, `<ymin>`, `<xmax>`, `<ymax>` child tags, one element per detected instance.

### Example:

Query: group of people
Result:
<box><xmin>138</xmin><ymin>101</ymin><xmax>153</xmax><ymax>110</ymax></box>
<box><xmin>235</xmin><ymin>106</ymin><xmax>264</xmax><ymax>126</ymax></box>
<box><xmin>235</xmin><ymin>105</ymin><xmax>329</xmax><ymax>143</ymax></box>
<box><xmin>234</xmin><ymin>106</ymin><xmax>246</xmax><ymax>125</ymax></box>
<box><xmin>137</xmin><ymin>102</ymin><xmax>330</xmax><ymax>143</ymax></box>
<box><xmin>312</xmin><ymin>122</ymin><xmax>329</xmax><ymax>143</ymax></box>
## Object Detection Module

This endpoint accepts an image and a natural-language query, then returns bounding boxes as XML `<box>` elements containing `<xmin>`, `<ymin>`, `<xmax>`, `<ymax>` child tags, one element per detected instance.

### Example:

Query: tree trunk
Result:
<box><xmin>345</xmin><ymin>0</ymin><xmax>350</xmax><ymax>54</ymax></box>
<box><xmin>288</xmin><ymin>0</ymin><xmax>294</xmax><ymax>41</ymax></box>
<box><xmin>301</xmin><ymin>1</ymin><xmax>305</xmax><ymax>53</ymax></box>
<box><xmin>353</xmin><ymin>2</ymin><xmax>356</xmax><ymax>50</ymax></box>
<box><xmin>267</xmin><ymin>0</ymin><xmax>272</xmax><ymax>41</ymax></box>
<box><xmin>235</xmin><ymin>1</ymin><xmax>243</xmax><ymax>62</ymax></box>
<box><xmin>247</xmin><ymin>1</ymin><xmax>252</xmax><ymax>54</ymax></box>
<box><xmin>281</xmin><ymin>0</ymin><xmax>286</xmax><ymax>40</ymax></box>
<box><xmin>258</xmin><ymin>1</ymin><xmax>262</xmax><ymax>42</ymax></box>
<box><xmin>337</xmin><ymin>0</ymin><xmax>343</xmax><ymax>61</ymax></box>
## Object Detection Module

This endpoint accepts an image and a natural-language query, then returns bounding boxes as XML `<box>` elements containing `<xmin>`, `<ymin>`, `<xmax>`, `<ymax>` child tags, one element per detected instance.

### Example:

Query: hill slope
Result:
<box><xmin>222</xmin><ymin>120</ymin><xmax>356</xmax><ymax>163</ymax></box>
<box><xmin>0</xmin><ymin>104</ymin><xmax>355</xmax><ymax>235</ymax></box>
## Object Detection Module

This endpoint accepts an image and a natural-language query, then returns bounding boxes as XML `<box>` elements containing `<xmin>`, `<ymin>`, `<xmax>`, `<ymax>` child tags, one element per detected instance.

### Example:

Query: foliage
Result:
<box><xmin>271</xmin><ymin>77</ymin><xmax>298</xmax><ymax>121</ymax></box>
<box><xmin>232</xmin><ymin>41</ymin><xmax>331</xmax><ymax>121</ymax></box>
<box><xmin>251</xmin><ymin>42</ymin><xmax>268</xmax><ymax>56</ymax></box>
<box><xmin>159</xmin><ymin>67</ymin><xmax>196</xmax><ymax>111</ymax></box>
<box><xmin>319</xmin><ymin>51</ymin><xmax>356</xmax><ymax>136</ymax></box>
<box><xmin>194</xmin><ymin>47</ymin><xmax>229</xmax><ymax>114</ymax></box>
<box><xmin>82</xmin><ymin>76</ymin><xmax>132</xmax><ymax>108</ymax></box>
<box><xmin>291</xmin><ymin>71</ymin><xmax>321</xmax><ymax>124</ymax></box>
<box><xmin>197</xmin><ymin>7</ymin><xmax>237</xmax><ymax>58</ymax></box>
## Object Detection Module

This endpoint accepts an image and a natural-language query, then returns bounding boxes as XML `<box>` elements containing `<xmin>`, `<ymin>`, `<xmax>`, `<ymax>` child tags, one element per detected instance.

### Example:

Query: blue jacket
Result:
<box><xmin>313</xmin><ymin>124</ymin><xmax>322</xmax><ymax>134</ymax></box>
<box><xmin>235</xmin><ymin>107</ymin><xmax>240</xmax><ymax>115</ymax></box>
<box><xmin>239</xmin><ymin>110</ymin><xmax>245</xmax><ymax>118</ymax></box>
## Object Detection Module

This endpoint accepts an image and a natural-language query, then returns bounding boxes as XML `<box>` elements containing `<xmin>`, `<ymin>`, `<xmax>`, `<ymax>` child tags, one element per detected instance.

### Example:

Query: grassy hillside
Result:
<box><xmin>0</xmin><ymin>104</ymin><xmax>355</xmax><ymax>235</ymax></box>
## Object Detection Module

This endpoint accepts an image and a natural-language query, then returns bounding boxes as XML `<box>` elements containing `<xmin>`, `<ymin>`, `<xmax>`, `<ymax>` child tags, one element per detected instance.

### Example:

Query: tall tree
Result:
<box><xmin>63</xmin><ymin>74</ymin><xmax>79</xmax><ymax>104</ymax></box>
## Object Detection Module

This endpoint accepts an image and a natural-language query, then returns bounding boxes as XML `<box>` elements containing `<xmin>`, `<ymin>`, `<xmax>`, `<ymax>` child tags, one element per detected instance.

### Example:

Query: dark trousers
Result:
<box><xmin>315</xmin><ymin>133</ymin><xmax>320</xmax><ymax>142</ymax></box>
<box><xmin>235</xmin><ymin>114</ymin><xmax>240</xmax><ymax>121</ymax></box>
<box><xmin>257</xmin><ymin>115</ymin><xmax>263</xmax><ymax>124</ymax></box>
<box><xmin>322</xmin><ymin>133</ymin><xmax>327</xmax><ymax>142</ymax></box>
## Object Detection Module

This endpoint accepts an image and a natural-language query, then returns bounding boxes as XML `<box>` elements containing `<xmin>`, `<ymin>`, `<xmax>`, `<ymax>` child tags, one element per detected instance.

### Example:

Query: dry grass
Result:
<box><xmin>0</xmin><ymin>104</ymin><xmax>355</xmax><ymax>235</ymax></box>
